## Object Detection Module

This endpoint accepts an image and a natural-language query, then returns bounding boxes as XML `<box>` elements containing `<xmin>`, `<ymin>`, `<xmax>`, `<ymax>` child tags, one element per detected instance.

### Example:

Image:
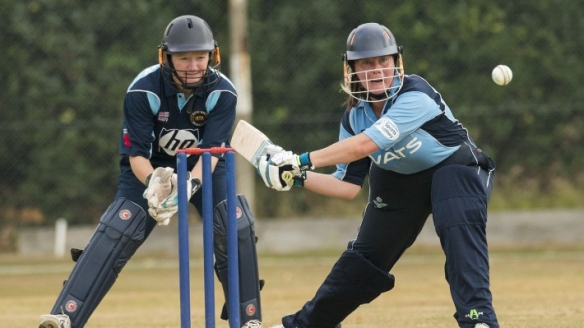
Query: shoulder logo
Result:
<box><xmin>374</xmin><ymin>117</ymin><xmax>399</xmax><ymax>141</ymax></box>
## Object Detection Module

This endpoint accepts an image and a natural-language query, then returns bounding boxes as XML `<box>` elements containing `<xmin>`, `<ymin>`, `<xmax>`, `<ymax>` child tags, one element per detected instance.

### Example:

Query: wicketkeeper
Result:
<box><xmin>39</xmin><ymin>15</ymin><xmax>262</xmax><ymax>328</ymax></box>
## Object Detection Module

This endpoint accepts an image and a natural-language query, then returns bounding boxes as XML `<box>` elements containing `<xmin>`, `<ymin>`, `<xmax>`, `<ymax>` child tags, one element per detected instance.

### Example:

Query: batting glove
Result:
<box><xmin>258</xmin><ymin>154</ymin><xmax>298</xmax><ymax>191</ymax></box>
<box><xmin>270</xmin><ymin>151</ymin><xmax>315</xmax><ymax>172</ymax></box>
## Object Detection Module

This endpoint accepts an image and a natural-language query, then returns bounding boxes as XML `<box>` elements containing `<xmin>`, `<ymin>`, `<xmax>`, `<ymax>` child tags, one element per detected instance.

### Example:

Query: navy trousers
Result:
<box><xmin>282</xmin><ymin>162</ymin><xmax>498</xmax><ymax>328</ymax></box>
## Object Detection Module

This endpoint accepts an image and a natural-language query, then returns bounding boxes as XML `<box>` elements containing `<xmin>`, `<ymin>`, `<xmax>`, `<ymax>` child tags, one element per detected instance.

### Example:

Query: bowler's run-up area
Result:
<box><xmin>1</xmin><ymin>244</ymin><xmax>583</xmax><ymax>327</ymax></box>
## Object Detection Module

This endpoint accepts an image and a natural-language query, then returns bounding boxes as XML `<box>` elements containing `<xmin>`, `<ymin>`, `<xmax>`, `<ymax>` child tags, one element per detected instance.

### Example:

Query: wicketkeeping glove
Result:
<box><xmin>145</xmin><ymin>170</ymin><xmax>201</xmax><ymax>225</ymax></box>
<box><xmin>143</xmin><ymin>167</ymin><xmax>174</xmax><ymax>211</ymax></box>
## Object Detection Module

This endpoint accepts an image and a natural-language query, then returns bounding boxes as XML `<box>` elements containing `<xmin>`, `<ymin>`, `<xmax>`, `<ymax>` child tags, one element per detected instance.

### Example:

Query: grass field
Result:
<box><xmin>2</xmin><ymin>244</ymin><xmax>584</xmax><ymax>328</ymax></box>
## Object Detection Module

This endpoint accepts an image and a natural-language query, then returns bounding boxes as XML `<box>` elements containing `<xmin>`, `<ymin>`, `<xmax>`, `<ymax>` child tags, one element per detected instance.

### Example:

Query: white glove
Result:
<box><xmin>257</xmin><ymin>155</ymin><xmax>297</xmax><ymax>191</ymax></box>
<box><xmin>264</xmin><ymin>144</ymin><xmax>285</xmax><ymax>156</ymax></box>
<box><xmin>271</xmin><ymin>151</ymin><xmax>315</xmax><ymax>172</ymax></box>
<box><xmin>144</xmin><ymin>169</ymin><xmax>201</xmax><ymax>225</ymax></box>
<box><xmin>143</xmin><ymin>167</ymin><xmax>174</xmax><ymax>211</ymax></box>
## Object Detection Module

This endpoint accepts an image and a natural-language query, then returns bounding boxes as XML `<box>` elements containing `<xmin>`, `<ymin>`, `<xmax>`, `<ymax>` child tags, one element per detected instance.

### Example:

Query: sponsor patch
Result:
<box><xmin>158</xmin><ymin>111</ymin><xmax>170</xmax><ymax>123</ymax></box>
<box><xmin>374</xmin><ymin>117</ymin><xmax>399</xmax><ymax>141</ymax></box>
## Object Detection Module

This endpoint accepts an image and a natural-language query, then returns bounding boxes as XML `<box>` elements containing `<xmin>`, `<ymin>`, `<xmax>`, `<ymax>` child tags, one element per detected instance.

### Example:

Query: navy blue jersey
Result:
<box><xmin>119</xmin><ymin>65</ymin><xmax>237</xmax><ymax>170</ymax></box>
<box><xmin>333</xmin><ymin>74</ymin><xmax>488</xmax><ymax>185</ymax></box>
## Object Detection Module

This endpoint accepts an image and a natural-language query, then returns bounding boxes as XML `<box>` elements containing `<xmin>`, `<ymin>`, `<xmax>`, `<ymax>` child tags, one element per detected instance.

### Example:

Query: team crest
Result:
<box><xmin>119</xmin><ymin>209</ymin><xmax>132</xmax><ymax>220</ymax></box>
<box><xmin>190</xmin><ymin>110</ymin><xmax>208</xmax><ymax>126</ymax></box>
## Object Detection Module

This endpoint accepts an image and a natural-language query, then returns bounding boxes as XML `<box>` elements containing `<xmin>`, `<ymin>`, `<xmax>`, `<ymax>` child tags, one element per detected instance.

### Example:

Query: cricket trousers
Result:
<box><xmin>281</xmin><ymin>162</ymin><xmax>498</xmax><ymax>328</ymax></box>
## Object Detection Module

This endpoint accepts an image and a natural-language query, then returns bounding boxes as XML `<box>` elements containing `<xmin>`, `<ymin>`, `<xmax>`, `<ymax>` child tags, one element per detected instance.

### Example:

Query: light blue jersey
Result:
<box><xmin>333</xmin><ymin>74</ymin><xmax>477</xmax><ymax>182</ymax></box>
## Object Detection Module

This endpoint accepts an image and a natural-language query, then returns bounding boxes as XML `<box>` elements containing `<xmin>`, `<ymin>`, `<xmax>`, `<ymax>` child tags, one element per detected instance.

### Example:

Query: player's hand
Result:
<box><xmin>252</xmin><ymin>144</ymin><xmax>285</xmax><ymax>167</ymax></box>
<box><xmin>263</xmin><ymin>144</ymin><xmax>286</xmax><ymax>156</ymax></box>
<box><xmin>147</xmin><ymin>172</ymin><xmax>201</xmax><ymax>225</ymax></box>
<box><xmin>270</xmin><ymin>151</ymin><xmax>315</xmax><ymax>172</ymax></box>
<box><xmin>143</xmin><ymin>167</ymin><xmax>174</xmax><ymax>211</ymax></box>
<box><xmin>257</xmin><ymin>155</ymin><xmax>298</xmax><ymax>191</ymax></box>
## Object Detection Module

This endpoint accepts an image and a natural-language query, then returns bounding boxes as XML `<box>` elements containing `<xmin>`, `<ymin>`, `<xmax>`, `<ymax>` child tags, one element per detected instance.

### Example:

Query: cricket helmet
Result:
<box><xmin>158</xmin><ymin>15</ymin><xmax>221</xmax><ymax>89</ymax></box>
<box><xmin>342</xmin><ymin>23</ymin><xmax>404</xmax><ymax>103</ymax></box>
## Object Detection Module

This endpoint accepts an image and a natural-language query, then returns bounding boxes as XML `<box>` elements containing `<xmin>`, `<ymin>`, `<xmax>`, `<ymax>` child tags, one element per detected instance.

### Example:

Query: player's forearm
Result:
<box><xmin>310</xmin><ymin>133</ymin><xmax>377</xmax><ymax>168</ymax></box>
<box><xmin>190</xmin><ymin>155</ymin><xmax>219</xmax><ymax>183</ymax></box>
<box><xmin>129</xmin><ymin>156</ymin><xmax>155</xmax><ymax>184</ymax></box>
<box><xmin>303</xmin><ymin>172</ymin><xmax>361</xmax><ymax>200</ymax></box>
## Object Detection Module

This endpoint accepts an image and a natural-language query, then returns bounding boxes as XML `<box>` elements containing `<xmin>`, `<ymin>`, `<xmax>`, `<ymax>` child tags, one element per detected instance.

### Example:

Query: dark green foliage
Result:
<box><xmin>0</xmin><ymin>0</ymin><xmax>582</xmax><ymax>227</ymax></box>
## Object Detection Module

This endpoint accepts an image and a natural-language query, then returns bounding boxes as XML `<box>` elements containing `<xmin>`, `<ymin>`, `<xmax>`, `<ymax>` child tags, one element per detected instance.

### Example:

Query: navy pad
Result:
<box><xmin>50</xmin><ymin>198</ymin><xmax>147</xmax><ymax>328</ymax></box>
<box><xmin>214</xmin><ymin>194</ymin><xmax>262</xmax><ymax>324</ymax></box>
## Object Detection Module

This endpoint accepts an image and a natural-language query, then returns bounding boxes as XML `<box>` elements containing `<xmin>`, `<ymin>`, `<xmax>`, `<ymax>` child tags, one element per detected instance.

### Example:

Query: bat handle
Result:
<box><xmin>281</xmin><ymin>171</ymin><xmax>294</xmax><ymax>184</ymax></box>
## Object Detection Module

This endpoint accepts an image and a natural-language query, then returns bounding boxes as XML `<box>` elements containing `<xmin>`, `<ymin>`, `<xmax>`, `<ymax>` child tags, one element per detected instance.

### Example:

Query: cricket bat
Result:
<box><xmin>230</xmin><ymin>120</ymin><xmax>274</xmax><ymax>167</ymax></box>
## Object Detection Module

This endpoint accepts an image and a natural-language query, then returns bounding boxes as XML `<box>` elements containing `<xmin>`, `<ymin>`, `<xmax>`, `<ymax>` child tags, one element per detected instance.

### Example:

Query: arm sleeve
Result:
<box><xmin>364</xmin><ymin>91</ymin><xmax>441</xmax><ymax>150</ymax></box>
<box><xmin>120</xmin><ymin>90</ymin><xmax>158</xmax><ymax>158</ymax></box>
<box><xmin>200</xmin><ymin>90</ymin><xmax>237</xmax><ymax>151</ymax></box>
<box><xmin>331</xmin><ymin>111</ymin><xmax>370</xmax><ymax>186</ymax></box>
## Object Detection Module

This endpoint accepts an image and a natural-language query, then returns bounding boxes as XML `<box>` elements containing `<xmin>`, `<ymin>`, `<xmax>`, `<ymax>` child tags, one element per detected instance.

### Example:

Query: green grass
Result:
<box><xmin>2</xmin><ymin>244</ymin><xmax>584</xmax><ymax>327</ymax></box>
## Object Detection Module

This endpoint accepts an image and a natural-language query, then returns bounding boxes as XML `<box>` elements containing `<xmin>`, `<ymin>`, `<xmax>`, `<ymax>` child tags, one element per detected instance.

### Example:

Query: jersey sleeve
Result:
<box><xmin>200</xmin><ymin>89</ymin><xmax>237</xmax><ymax>151</ymax></box>
<box><xmin>331</xmin><ymin>112</ymin><xmax>370</xmax><ymax>186</ymax></box>
<box><xmin>364</xmin><ymin>91</ymin><xmax>442</xmax><ymax>150</ymax></box>
<box><xmin>120</xmin><ymin>90</ymin><xmax>158</xmax><ymax>158</ymax></box>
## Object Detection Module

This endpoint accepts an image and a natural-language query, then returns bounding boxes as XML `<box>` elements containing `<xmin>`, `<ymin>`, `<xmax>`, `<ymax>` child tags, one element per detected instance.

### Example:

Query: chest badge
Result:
<box><xmin>190</xmin><ymin>110</ymin><xmax>208</xmax><ymax>126</ymax></box>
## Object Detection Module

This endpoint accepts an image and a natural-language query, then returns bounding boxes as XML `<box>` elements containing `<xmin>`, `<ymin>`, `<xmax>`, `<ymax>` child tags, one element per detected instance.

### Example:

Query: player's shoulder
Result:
<box><xmin>399</xmin><ymin>74</ymin><xmax>434</xmax><ymax>93</ymax></box>
<box><xmin>210</xmin><ymin>70</ymin><xmax>237</xmax><ymax>95</ymax></box>
<box><xmin>396</xmin><ymin>74</ymin><xmax>444</xmax><ymax>106</ymax></box>
<box><xmin>127</xmin><ymin>64</ymin><xmax>162</xmax><ymax>92</ymax></box>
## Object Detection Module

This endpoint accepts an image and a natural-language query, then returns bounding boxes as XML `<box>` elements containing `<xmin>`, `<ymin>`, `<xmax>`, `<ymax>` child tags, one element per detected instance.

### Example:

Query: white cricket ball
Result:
<box><xmin>492</xmin><ymin>65</ymin><xmax>513</xmax><ymax>86</ymax></box>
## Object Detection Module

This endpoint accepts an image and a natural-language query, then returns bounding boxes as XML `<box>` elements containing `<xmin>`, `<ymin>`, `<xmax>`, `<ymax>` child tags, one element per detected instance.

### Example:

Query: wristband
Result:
<box><xmin>144</xmin><ymin>173</ymin><xmax>152</xmax><ymax>186</ymax></box>
<box><xmin>297</xmin><ymin>152</ymin><xmax>315</xmax><ymax>171</ymax></box>
<box><xmin>190</xmin><ymin>178</ymin><xmax>202</xmax><ymax>195</ymax></box>
<box><xmin>293</xmin><ymin>171</ymin><xmax>306</xmax><ymax>187</ymax></box>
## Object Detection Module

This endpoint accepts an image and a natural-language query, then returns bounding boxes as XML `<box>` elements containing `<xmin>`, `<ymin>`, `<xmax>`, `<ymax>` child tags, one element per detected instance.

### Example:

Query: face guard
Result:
<box><xmin>158</xmin><ymin>15</ymin><xmax>221</xmax><ymax>90</ymax></box>
<box><xmin>341</xmin><ymin>23</ymin><xmax>404</xmax><ymax>103</ymax></box>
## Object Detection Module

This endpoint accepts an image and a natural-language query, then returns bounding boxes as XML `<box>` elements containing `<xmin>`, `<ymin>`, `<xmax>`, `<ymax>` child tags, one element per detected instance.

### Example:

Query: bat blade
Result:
<box><xmin>230</xmin><ymin>120</ymin><xmax>273</xmax><ymax>167</ymax></box>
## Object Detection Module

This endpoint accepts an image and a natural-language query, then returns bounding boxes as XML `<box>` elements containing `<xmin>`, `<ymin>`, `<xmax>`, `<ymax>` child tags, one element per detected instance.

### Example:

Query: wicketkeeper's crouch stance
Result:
<box><xmin>39</xmin><ymin>14</ymin><xmax>262</xmax><ymax>328</ymax></box>
<box><xmin>40</xmin><ymin>193</ymin><xmax>262</xmax><ymax>328</ymax></box>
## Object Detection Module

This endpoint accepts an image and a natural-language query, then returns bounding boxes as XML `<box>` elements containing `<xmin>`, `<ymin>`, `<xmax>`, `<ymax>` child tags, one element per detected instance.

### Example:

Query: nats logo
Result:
<box><xmin>65</xmin><ymin>300</ymin><xmax>78</xmax><ymax>313</ymax></box>
<box><xmin>245</xmin><ymin>303</ymin><xmax>256</xmax><ymax>316</ymax></box>
<box><xmin>236</xmin><ymin>207</ymin><xmax>243</xmax><ymax>219</ymax></box>
<box><xmin>159</xmin><ymin>128</ymin><xmax>200</xmax><ymax>156</ymax></box>
<box><xmin>119</xmin><ymin>209</ymin><xmax>132</xmax><ymax>220</ymax></box>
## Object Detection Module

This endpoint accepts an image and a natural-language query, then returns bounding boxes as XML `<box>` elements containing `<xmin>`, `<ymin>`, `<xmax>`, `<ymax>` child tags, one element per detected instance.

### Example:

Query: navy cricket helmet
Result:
<box><xmin>158</xmin><ymin>15</ymin><xmax>221</xmax><ymax>89</ymax></box>
<box><xmin>342</xmin><ymin>23</ymin><xmax>404</xmax><ymax>103</ymax></box>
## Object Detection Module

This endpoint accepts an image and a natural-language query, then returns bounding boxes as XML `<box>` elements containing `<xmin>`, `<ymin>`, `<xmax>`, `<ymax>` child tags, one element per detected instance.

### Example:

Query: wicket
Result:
<box><xmin>176</xmin><ymin>147</ymin><xmax>240</xmax><ymax>328</ymax></box>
